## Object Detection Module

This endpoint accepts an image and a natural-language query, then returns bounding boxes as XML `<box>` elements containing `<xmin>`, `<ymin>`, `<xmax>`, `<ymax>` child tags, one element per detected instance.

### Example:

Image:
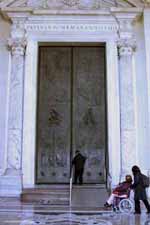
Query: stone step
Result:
<box><xmin>21</xmin><ymin>186</ymin><xmax>70</xmax><ymax>205</ymax></box>
<box><xmin>21</xmin><ymin>184</ymin><xmax>108</xmax><ymax>207</ymax></box>
<box><xmin>71</xmin><ymin>184</ymin><xmax>106</xmax><ymax>189</ymax></box>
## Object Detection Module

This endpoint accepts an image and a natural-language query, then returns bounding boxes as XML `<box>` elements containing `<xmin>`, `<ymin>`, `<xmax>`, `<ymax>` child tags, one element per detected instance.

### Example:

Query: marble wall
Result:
<box><xmin>0</xmin><ymin>8</ymin><xmax>150</xmax><ymax>196</ymax></box>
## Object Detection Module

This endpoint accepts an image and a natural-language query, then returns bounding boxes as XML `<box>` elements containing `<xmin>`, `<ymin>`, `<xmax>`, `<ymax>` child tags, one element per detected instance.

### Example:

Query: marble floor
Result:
<box><xmin>0</xmin><ymin>198</ymin><xmax>150</xmax><ymax>225</ymax></box>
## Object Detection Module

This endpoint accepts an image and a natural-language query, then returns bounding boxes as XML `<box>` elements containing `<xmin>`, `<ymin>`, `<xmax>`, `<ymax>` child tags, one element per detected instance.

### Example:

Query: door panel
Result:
<box><xmin>36</xmin><ymin>46</ymin><xmax>106</xmax><ymax>184</ymax></box>
<box><xmin>73</xmin><ymin>47</ymin><xmax>106</xmax><ymax>183</ymax></box>
<box><xmin>36</xmin><ymin>47</ymin><xmax>71</xmax><ymax>183</ymax></box>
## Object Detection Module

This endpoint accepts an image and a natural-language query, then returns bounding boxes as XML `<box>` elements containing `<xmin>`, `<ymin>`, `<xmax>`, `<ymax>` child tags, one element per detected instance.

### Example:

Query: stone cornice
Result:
<box><xmin>0</xmin><ymin>7</ymin><xmax>143</xmax><ymax>22</ymax></box>
<box><xmin>0</xmin><ymin>7</ymin><xmax>143</xmax><ymax>13</ymax></box>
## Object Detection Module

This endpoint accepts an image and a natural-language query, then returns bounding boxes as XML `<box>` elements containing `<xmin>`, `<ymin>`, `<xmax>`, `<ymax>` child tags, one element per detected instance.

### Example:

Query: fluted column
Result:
<box><xmin>118</xmin><ymin>39</ymin><xmax>137</xmax><ymax>178</ymax></box>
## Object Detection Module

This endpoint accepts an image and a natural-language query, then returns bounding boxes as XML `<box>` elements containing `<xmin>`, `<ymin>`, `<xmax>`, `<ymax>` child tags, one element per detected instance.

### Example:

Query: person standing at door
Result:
<box><xmin>72</xmin><ymin>150</ymin><xmax>86</xmax><ymax>185</ymax></box>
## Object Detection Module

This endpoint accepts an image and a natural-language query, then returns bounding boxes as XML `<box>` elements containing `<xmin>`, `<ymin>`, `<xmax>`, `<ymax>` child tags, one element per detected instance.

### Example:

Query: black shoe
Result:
<box><xmin>104</xmin><ymin>202</ymin><xmax>112</xmax><ymax>208</ymax></box>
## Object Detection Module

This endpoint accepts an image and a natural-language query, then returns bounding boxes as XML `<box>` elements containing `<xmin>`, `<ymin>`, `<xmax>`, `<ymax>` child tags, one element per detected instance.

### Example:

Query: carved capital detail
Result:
<box><xmin>141</xmin><ymin>0</ymin><xmax>150</xmax><ymax>6</ymax></box>
<box><xmin>117</xmin><ymin>39</ymin><xmax>136</xmax><ymax>56</ymax></box>
<box><xmin>8</xmin><ymin>38</ymin><xmax>27</xmax><ymax>56</ymax></box>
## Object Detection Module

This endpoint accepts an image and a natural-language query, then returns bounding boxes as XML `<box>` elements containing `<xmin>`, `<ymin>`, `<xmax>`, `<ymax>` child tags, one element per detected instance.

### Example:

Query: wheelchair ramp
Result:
<box><xmin>71</xmin><ymin>184</ymin><xmax>109</xmax><ymax>208</ymax></box>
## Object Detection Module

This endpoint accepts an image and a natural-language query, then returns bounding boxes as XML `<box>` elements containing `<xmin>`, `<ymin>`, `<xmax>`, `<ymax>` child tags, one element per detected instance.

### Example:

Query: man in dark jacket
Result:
<box><xmin>131</xmin><ymin>165</ymin><xmax>150</xmax><ymax>214</ymax></box>
<box><xmin>72</xmin><ymin>150</ymin><xmax>86</xmax><ymax>185</ymax></box>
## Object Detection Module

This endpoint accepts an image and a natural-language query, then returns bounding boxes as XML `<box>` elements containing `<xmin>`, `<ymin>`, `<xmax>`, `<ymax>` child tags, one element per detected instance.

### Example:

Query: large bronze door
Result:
<box><xmin>36</xmin><ymin>47</ymin><xmax>71</xmax><ymax>183</ymax></box>
<box><xmin>36</xmin><ymin>46</ymin><xmax>106</xmax><ymax>184</ymax></box>
<box><xmin>73</xmin><ymin>47</ymin><xmax>106</xmax><ymax>183</ymax></box>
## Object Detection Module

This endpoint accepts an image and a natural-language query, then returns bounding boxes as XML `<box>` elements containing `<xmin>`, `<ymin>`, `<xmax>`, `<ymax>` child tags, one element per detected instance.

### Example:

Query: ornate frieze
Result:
<box><xmin>26</xmin><ymin>0</ymin><xmax>133</xmax><ymax>9</ymax></box>
<box><xmin>61</xmin><ymin>0</ymin><xmax>79</xmax><ymax>7</ymax></box>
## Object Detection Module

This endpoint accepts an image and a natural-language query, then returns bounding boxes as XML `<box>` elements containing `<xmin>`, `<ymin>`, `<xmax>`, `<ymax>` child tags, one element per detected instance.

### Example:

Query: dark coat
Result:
<box><xmin>131</xmin><ymin>172</ymin><xmax>147</xmax><ymax>200</ymax></box>
<box><xmin>72</xmin><ymin>153</ymin><xmax>86</xmax><ymax>171</ymax></box>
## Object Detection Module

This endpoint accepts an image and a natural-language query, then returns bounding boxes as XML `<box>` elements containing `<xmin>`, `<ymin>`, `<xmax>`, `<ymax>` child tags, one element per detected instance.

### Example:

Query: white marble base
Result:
<box><xmin>0</xmin><ymin>175</ymin><xmax>22</xmax><ymax>197</ymax></box>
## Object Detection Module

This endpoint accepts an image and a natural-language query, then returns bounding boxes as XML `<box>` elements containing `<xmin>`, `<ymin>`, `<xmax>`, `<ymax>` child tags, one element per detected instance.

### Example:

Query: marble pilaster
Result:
<box><xmin>0</xmin><ymin>37</ymin><xmax>26</xmax><ymax>196</ymax></box>
<box><xmin>118</xmin><ymin>39</ymin><xmax>137</xmax><ymax>178</ymax></box>
<box><xmin>22</xmin><ymin>40</ymin><xmax>38</xmax><ymax>188</ymax></box>
<box><xmin>7</xmin><ymin>38</ymin><xmax>26</xmax><ymax>171</ymax></box>
<box><xmin>143</xmin><ymin>9</ymin><xmax>150</xmax><ymax>198</ymax></box>
<box><xmin>106</xmin><ymin>40</ymin><xmax>120</xmax><ymax>187</ymax></box>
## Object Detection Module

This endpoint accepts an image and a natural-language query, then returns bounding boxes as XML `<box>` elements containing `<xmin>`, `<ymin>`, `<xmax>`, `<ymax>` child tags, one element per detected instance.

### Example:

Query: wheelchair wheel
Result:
<box><xmin>118</xmin><ymin>199</ymin><xmax>133</xmax><ymax>213</ymax></box>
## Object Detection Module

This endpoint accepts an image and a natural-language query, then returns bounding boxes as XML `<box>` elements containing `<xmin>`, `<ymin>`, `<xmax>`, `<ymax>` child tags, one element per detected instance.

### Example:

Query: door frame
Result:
<box><xmin>22</xmin><ymin>38</ymin><xmax>120</xmax><ymax>188</ymax></box>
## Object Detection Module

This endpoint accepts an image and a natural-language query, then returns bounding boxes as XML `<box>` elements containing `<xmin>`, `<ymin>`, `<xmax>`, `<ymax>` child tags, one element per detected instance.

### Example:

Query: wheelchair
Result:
<box><xmin>112</xmin><ymin>189</ymin><xmax>134</xmax><ymax>213</ymax></box>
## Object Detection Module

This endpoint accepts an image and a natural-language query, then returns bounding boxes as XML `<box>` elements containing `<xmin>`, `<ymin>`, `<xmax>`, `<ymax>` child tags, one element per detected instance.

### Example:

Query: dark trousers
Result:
<box><xmin>135</xmin><ymin>199</ymin><xmax>150</xmax><ymax>213</ymax></box>
<box><xmin>74</xmin><ymin>168</ymin><xmax>84</xmax><ymax>184</ymax></box>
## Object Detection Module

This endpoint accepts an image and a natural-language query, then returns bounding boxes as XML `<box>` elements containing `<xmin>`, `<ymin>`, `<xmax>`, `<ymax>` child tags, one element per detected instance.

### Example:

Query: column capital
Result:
<box><xmin>117</xmin><ymin>38</ymin><xmax>136</xmax><ymax>57</ymax></box>
<box><xmin>142</xmin><ymin>0</ymin><xmax>150</xmax><ymax>7</ymax></box>
<box><xmin>8</xmin><ymin>38</ymin><xmax>27</xmax><ymax>56</ymax></box>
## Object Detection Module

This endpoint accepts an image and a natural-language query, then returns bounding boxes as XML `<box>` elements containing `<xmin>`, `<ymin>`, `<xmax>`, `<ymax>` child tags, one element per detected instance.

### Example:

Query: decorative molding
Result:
<box><xmin>61</xmin><ymin>0</ymin><xmax>80</xmax><ymax>7</ymax></box>
<box><xmin>0</xmin><ymin>0</ymin><xmax>143</xmax><ymax>9</ymax></box>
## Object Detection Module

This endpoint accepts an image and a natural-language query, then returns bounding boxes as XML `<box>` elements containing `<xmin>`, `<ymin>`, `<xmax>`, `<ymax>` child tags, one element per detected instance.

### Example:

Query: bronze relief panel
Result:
<box><xmin>73</xmin><ymin>47</ymin><xmax>106</xmax><ymax>183</ymax></box>
<box><xmin>37</xmin><ymin>47</ymin><xmax>71</xmax><ymax>183</ymax></box>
